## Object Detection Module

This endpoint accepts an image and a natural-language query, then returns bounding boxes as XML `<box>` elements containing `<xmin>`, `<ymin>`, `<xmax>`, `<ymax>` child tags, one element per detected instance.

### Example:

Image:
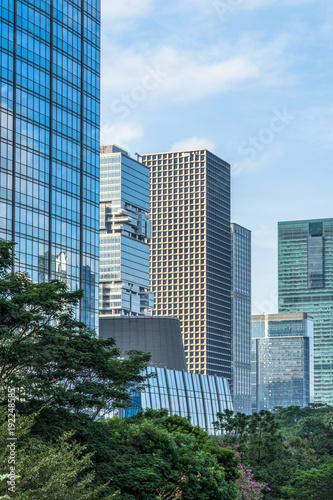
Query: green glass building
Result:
<box><xmin>278</xmin><ymin>218</ymin><xmax>333</xmax><ymax>404</ymax></box>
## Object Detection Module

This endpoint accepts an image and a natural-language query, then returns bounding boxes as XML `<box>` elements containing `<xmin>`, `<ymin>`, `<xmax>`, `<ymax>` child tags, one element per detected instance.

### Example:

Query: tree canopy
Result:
<box><xmin>0</xmin><ymin>240</ymin><xmax>151</xmax><ymax>418</ymax></box>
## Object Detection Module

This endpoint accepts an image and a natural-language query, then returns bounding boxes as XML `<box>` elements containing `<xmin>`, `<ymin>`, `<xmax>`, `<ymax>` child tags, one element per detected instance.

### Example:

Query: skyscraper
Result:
<box><xmin>231</xmin><ymin>223</ymin><xmax>251</xmax><ymax>414</ymax></box>
<box><xmin>278</xmin><ymin>218</ymin><xmax>333</xmax><ymax>404</ymax></box>
<box><xmin>141</xmin><ymin>149</ymin><xmax>231</xmax><ymax>380</ymax></box>
<box><xmin>99</xmin><ymin>145</ymin><xmax>153</xmax><ymax>316</ymax></box>
<box><xmin>251</xmin><ymin>313</ymin><xmax>314</xmax><ymax>412</ymax></box>
<box><xmin>0</xmin><ymin>0</ymin><xmax>100</xmax><ymax>328</ymax></box>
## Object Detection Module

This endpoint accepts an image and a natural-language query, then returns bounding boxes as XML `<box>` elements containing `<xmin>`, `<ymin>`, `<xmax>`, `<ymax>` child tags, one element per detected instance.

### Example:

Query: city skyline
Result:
<box><xmin>100</xmin><ymin>0</ymin><xmax>333</xmax><ymax>313</ymax></box>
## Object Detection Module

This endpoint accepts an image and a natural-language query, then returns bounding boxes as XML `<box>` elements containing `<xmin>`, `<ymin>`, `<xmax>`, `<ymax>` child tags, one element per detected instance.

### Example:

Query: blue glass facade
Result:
<box><xmin>112</xmin><ymin>366</ymin><xmax>233</xmax><ymax>434</ymax></box>
<box><xmin>231</xmin><ymin>223</ymin><xmax>251</xmax><ymax>414</ymax></box>
<box><xmin>251</xmin><ymin>313</ymin><xmax>314</xmax><ymax>412</ymax></box>
<box><xmin>99</xmin><ymin>145</ymin><xmax>153</xmax><ymax>316</ymax></box>
<box><xmin>278</xmin><ymin>219</ymin><xmax>333</xmax><ymax>404</ymax></box>
<box><xmin>0</xmin><ymin>0</ymin><xmax>100</xmax><ymax>328</ymax></box>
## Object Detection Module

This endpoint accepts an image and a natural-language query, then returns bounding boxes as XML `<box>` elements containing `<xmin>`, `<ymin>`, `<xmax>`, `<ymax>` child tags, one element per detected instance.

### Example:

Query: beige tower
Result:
<box><xmin>141</xmin><ymin>149</ymin><xmax>231</xmax><ymax>380</ymax></box>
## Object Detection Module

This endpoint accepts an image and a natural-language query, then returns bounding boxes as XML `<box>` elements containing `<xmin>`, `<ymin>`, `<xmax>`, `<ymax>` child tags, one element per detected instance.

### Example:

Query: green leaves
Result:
<box><xmin>0</xmin><ymin>240</ymin><xmax>151</xmax><ymax>417</ymax></box>
<box><xmin>103</xmin><ymin>411</ymin><xmax>239</xmax><ymax>500</ymax></box>
<box><xmin>0</xmin><ymin>405</ymin><xmax>119</xmax><ymax>500</ymax></box>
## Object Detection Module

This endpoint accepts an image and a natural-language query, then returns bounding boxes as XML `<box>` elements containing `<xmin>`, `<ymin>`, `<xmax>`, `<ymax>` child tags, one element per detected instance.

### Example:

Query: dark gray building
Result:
<box><xmin>100</xmin><ymin>316</ymin><xmax>187</xmax><ymax>372</ymax></box>
<box><xmin>231</xmin><ymin>223</ymin><xmax>252</xmax><ymax>414</ymax></box>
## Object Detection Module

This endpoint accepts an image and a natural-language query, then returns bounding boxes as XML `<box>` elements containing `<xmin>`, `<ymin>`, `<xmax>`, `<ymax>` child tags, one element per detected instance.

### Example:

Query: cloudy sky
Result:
<box><xmin>100</xmin><ymin>0</ymin><xmax>333</xmax><ymax>313</ymax></box>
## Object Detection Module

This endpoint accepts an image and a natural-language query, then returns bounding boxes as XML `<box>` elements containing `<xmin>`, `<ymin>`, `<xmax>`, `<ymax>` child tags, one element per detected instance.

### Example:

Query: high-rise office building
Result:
<box><xmin>278</xmin><ymin>219</ymin><xmax>333</xmax><ymax>404</ymax></box>
<box><xmin>141</xmin><ymin>149</ymin><xmax>231</xmax><ymax>380</ymax></box>
<box><xmin>251</xmin><ymin>313</ymin><xmax>314</xmax><ymax>412</ymax></box>
<box><xmin>0</xmin><ymin>0</ymin><xmax>100</xmax><ymax>328</ymax></box>
<box><xmin>99</xmin><ymin>145</ymin><xmax>153</xmax><ymax>316</ymax></box>
<box><xmin>231</xmin><ymin>223</ymin><xmax>251</xmax><ymax>414</ymax></box>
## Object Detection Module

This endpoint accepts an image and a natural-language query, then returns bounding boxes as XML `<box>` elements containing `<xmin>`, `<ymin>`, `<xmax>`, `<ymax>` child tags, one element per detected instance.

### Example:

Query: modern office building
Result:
<box><xmin>101</xmin><ymin>318</ymin><xmax>233</xmax><ymax>433</ymax></box>
<box><xmin>251</xmin><ymin>313</ymin><xmax>314</xmax><ymax>412</ymax></box>
<box><xmin>99</xmin><ymin>145</ymin><xmax>154</xmax><ymax>316</ymax></box>
<box><xmin>278</xmin><ymin>219</ymin><xmax>333</xmax><ymax>404</ymax></box>
<box><xmin>141</xmin><ymin>149</ymin><xmax>231</xmax><ymax>380</ymax></box>
<box><xmin>0</xmin><ymin>0</ymin><xmax>100</xmax><ymax>328</ymax></box>
<box><xmin>231</xmin><ymin>223</ymin><xmax>252</xmax><ymax>414</ymax></box>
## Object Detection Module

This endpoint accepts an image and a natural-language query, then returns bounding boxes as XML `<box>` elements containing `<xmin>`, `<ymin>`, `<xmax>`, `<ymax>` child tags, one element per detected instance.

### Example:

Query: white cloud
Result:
<box><xmin>100</xmin><ymin>121</ymin><xmax>143</xmax><ymax>150</ymax></box>
<box><xmin>170</xmin><ymin>137</ymin><xmax>216</xmax><ymax>152</ymax></box>
<box><xmin>186</xmin><ymin>0</ymin><xmax>320</xmax><ymax>16</ymax></box>
<box><xmin>101</xmin><ymin>36</ymin><xmax>290</xmax><ymax>108</ymax></box>
<box><xmin>101</xmin><ymin>0</ymin><xmax>152</xmax><ymax>21</ymax></box>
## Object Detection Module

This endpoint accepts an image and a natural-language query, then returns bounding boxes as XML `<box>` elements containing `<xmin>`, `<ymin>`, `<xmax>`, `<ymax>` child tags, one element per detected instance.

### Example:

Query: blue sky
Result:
<box><xmin>100</xmin><ymin>0</ymin><xmax>333</xmax><ymax>313</ymax></box>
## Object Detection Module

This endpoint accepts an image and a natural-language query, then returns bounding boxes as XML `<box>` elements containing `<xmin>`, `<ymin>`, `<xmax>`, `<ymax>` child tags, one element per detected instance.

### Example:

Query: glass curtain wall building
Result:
<box><xmin>231</xmin><ymin>223</ymin><xmax>251</xmax><ymax>414</ymax></box>
<box><xmin>278</xmin><ymin>219</ymin><xmax>333</xmax><ymax>404</ymax></box>
<box><xmin>0</xmin><ymin>0</ymin><xmax>100</xmax><ymax>328</ymax></box>
<box><xmin>251</xmin><ymin>313</ymin><xmax>314</xmax><ymax>412</ymax></box>
<box><xmin>142</xmin><ymin>149</ymin><xmax>231</xmax><ymax>380</ymax></box>
<box><xmin>99</xmin><ymin>145</ymin><xmax>153</xmax><ymax>316</ymax></box>
<box><xmin>111</xmin><ymin>366</ymin><xmax>233</xmax><ymax>434</ymax></box>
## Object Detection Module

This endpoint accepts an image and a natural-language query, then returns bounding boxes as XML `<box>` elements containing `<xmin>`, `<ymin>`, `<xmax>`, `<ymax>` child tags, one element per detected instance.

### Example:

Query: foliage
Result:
<box><xmin>0</xmin><ymin>240</ymin><xmax>151</xmax><ymax>418</ymax></box>
<box><xmin>274</xmin><ymin>404</ymin><xmax>333</xmax><ymax>457</ymax></box>
<box><xmin>0</xmin><ymin>405</ymin><xmax>119</xmax><ymax>499</ymax></box>
<box><xmin>102</xmin><ymin>410</ymin><xmax>240</xmax><ymax>500</ymax></box>
<box><xmin>281</xmin><ymin>455</ymin><xmax>333</xmax><ymax>500</ymax></box>
<box><xmin>214</xmin><ymin>406</ymin><xmax>333</xmax><ymax>499</ymax></box>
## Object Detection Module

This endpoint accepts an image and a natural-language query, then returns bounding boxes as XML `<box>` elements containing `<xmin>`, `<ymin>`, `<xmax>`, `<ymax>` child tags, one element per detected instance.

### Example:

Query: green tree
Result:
<box><xmin>281</xmin><ymin>456</ymin><xmax>333</xmax><ymax>500</ymax></box>
<box><xmin>0</xmin><ymin>240</ymin><xmax>151</xmax><ymax>418</ymax></box>
<box><xmin>0</xmin><ymin>406</ymin><xmax>119</xmax><ymax>499</ymax></box>
<box><xmin>102</xmin><ymin>410</ymin><xmax>239</xmax><ymax>500</ymax></box>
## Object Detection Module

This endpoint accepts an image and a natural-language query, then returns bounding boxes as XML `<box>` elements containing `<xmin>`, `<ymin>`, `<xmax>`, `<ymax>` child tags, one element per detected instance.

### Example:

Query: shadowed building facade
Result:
<box><xmin>231</xmin><ymin>223</ymin><xmax>251</xmax><ymax>414</ymax></box>
<box><xmin>278</xmin><ymin>219</ymin><xmax>333</xmax><ymax>404</ymax></box>
<box><xmin>0</xmin><ymin>0</ymin><xmax>100</xmax><ymax>328</ymax></box>
<box><xmin>100</xmin><ymin>316</ymin><xmax>187</xmax><ymax>372</ymax></box>
<box><xmin>142</xmin><ymin>149</ymin><xmax>231</xmax><ymax>381</ymax></box>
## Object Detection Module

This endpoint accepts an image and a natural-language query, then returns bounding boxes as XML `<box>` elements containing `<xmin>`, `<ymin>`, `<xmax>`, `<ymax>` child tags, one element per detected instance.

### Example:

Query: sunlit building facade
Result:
<box><xmin>278</xmin><ymin>219</ymin><xmax>333</xmax><ymax>403</ymax></box>
<box><xmin>0</xmin><ymin>0</ymin><xmax>100</xmax><ymax>328</ymax></box>
<box><xmin>142</xmin><ymin>149</ymin><xmax>231</xmax><ymax>380</ymax></box>
<box><xmin>231</xmin><ymin>223</ymin><xmax>251</xmax><ymax>414</ymax></box>
<box><xmin>99</xmin><ymin>145</ymin><xmax>153</xmax><ymax>316</ymax></box>
<box><xmin>251</xmin><ymin>313</ymin><xmax>314</xmax><ymax>412</ymax></box>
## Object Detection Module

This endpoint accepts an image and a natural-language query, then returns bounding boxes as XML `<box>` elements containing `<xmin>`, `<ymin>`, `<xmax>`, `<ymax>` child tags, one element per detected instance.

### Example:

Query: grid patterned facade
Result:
<box><xmin>113</xmin><ymin>366</ymin><xmax>233</xmax><ymax>434</ymax></box>
<box><xmin>231</xmin><ymin>223</ymin><xmax>251</xmax><ymax>414</ymax></box>
<box><xmin>251</xmin><ymin>313</ymin><xmax>314</xmax><ymax>412</ymax></box>
<box><xmin>99</xmin><ymin>145</ymin><xmax>153</xmax><ymax>316</ymax></box>
<box><xmin>0</xmin><ymin>0</ymin><xmax>100</xmax><ymax>328</ymax></box>
<box><xmin>141</xmin><ymin>149</ymin><xmax>231</xmax><ymax>380</ymax></box>
<box><xmin>278</xmin><ymin>219</ymin><xmax>333</xmax><ymax>404</ymax></box>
